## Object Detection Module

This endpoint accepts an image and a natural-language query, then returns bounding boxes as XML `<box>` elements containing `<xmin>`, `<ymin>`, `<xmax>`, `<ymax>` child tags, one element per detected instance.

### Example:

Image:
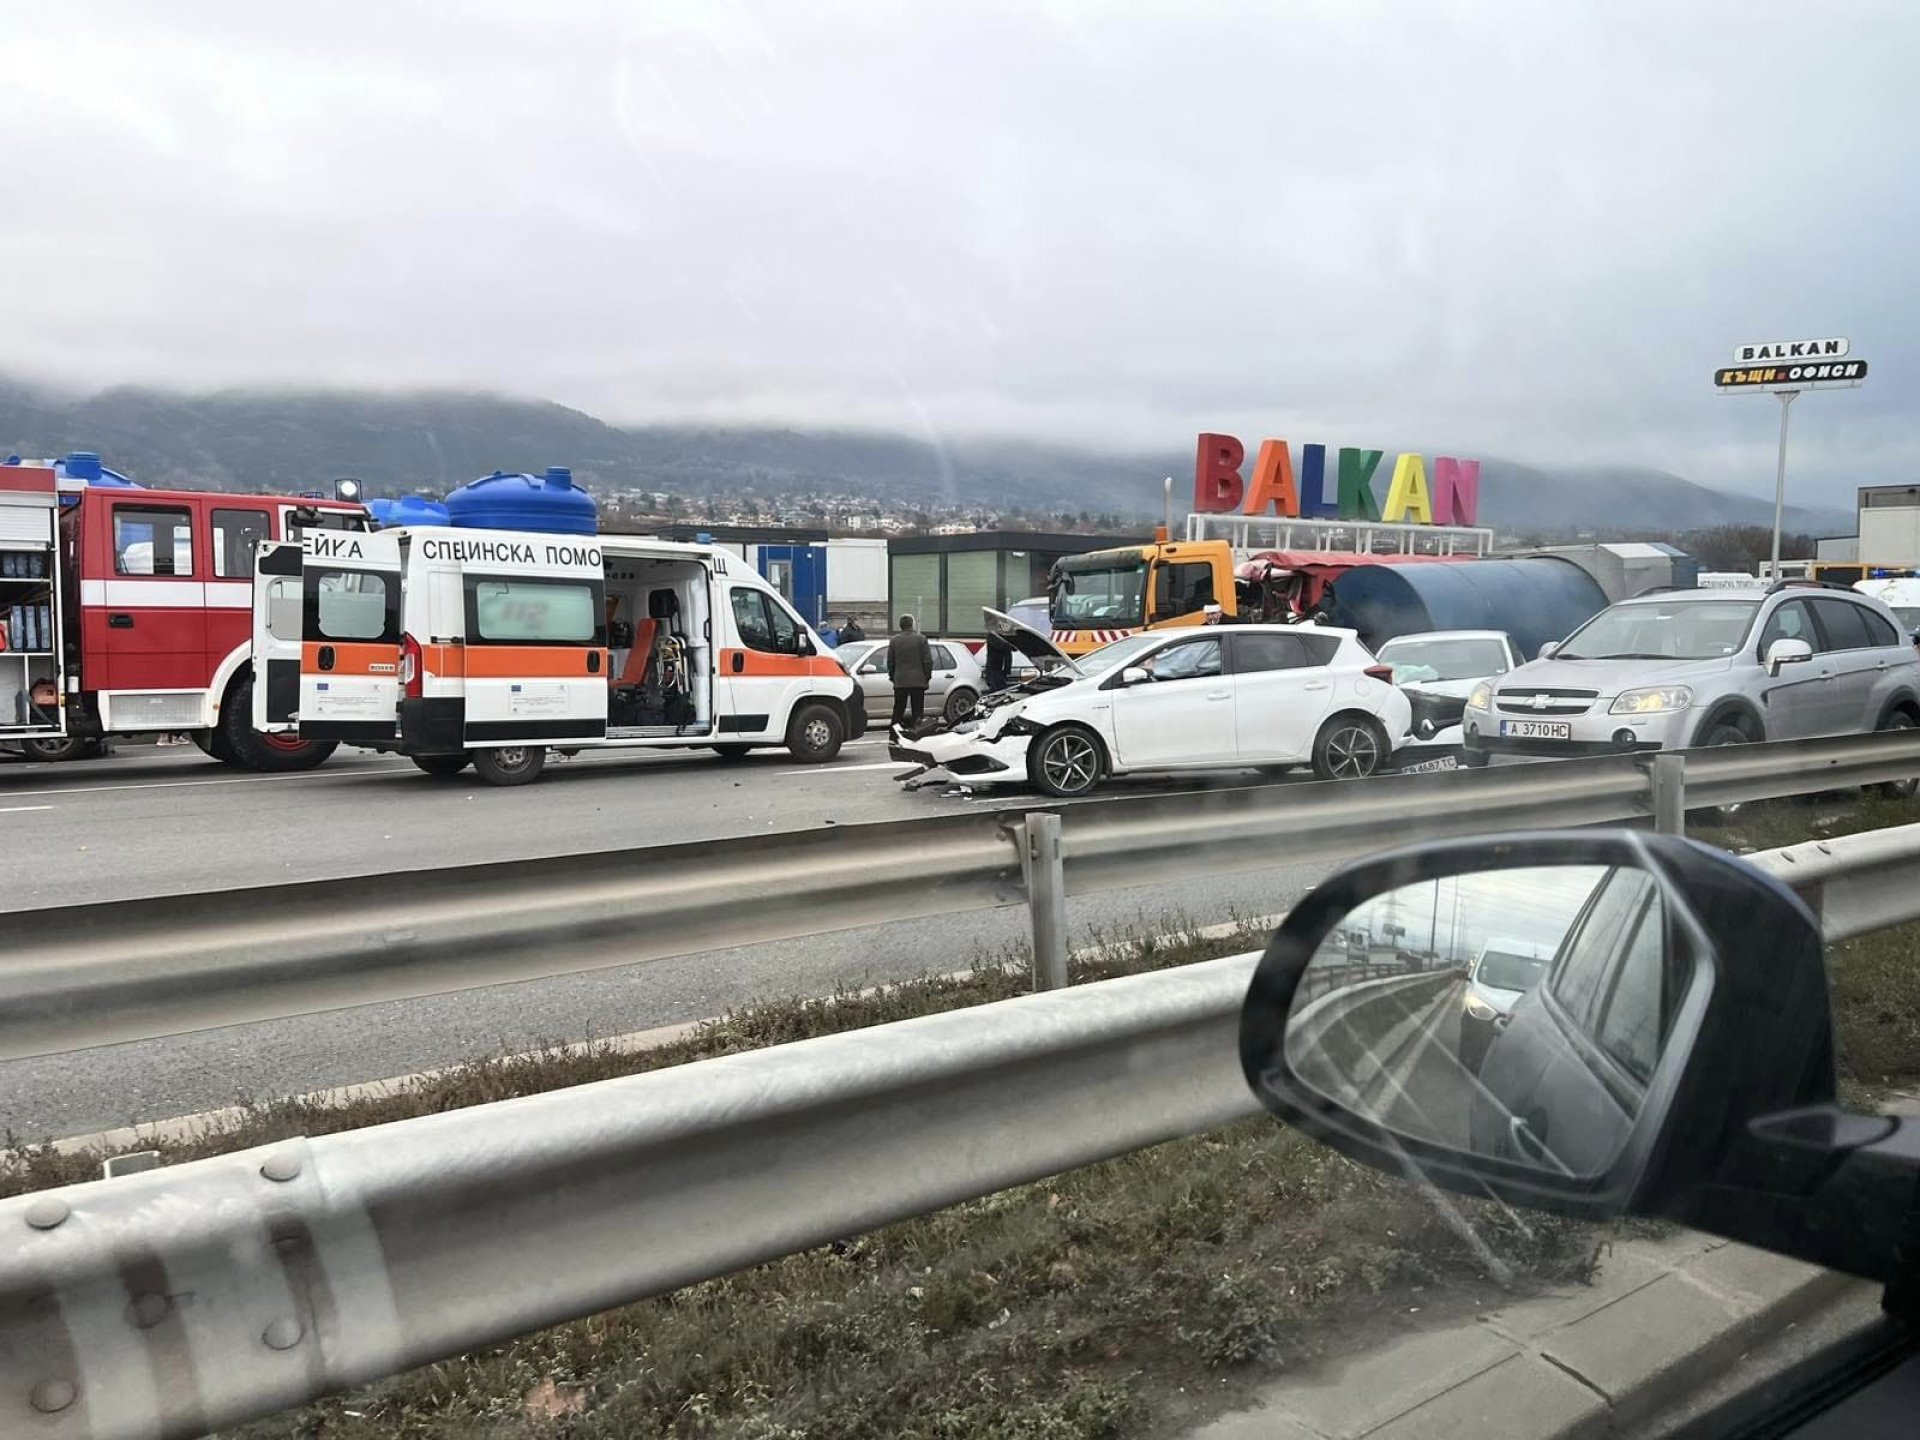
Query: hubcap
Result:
<box><xmin>496</xmin><ymin>747</ymin><xmax>529</xmax><ymax>769</ymax></box>
<box><xmin>804</xmin><ymin>718</ymin><xmax>832</xmax><ymax>750</ymax></box>
<box><xmin>1043</xmin><ymin>734</ymin><xmax>1098</xmax><ymax>792</ymax></box>
<box><xmin>1326</xmin><ymin>725</ymin><xmax>1379</xmax><ymax>778</ymax></box>
<box><xmin>261</xmin><ymin>732</ymin><xmax>306</xmax><ymax>752</ymax></box>
<box><xmin>949</xmin><ymin>692</ymin><xmax>975</xmax><ymax>718</ymax></box>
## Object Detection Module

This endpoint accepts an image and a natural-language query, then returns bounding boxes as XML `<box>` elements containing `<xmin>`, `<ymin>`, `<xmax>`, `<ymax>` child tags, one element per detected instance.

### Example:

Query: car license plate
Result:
<box><xmin>1400</xmin><ymin>754</ymin><xmax>1459</xmax><ymax>774</ymax></box>
<box><xmin>1499</xmin><ymin>719</ymin><xmax>1571</xmax><ymax>740</ymax></box>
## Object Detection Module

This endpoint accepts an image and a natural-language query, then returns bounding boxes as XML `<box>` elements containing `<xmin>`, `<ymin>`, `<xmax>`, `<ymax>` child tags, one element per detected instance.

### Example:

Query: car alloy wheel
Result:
<box><xmin>1039</xmin><ymin>731</ymin><xmax>1100</xmax><ymax>795</ymax></box>
<box><xmin>1322</xmin><ymin>723</ymin><xmax>1382</xmax><ymax>779</ymax></box>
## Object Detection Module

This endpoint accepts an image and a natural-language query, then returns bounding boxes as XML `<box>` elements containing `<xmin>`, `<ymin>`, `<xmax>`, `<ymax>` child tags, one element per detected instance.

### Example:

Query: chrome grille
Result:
<box><xmin>1495</xmin><ymin>687</ymin><xmax>1598</xmax><ymax>717</ymax></box>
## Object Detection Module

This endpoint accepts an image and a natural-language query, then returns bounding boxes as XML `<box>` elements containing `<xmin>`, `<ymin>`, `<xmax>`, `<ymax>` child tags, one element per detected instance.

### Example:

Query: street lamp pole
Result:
<box><xmin>1769</xmin><ymin>390</ymin><xmax>1800</xmax><ymax>577</ymax></box>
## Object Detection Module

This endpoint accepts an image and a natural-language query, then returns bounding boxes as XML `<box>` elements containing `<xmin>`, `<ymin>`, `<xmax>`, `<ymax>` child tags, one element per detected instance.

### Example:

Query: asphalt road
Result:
<box><xmin>0</xmin><ymin>741</ymin><xmax>1331</xmax><ymax>1140</ymax></box>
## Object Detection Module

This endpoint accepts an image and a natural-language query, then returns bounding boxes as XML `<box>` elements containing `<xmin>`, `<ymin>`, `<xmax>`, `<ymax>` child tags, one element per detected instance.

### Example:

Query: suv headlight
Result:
<box><xmin>1611</xmin><ymin>685</ymin><xmax>1693</xmax><ymax>715</ymax></box>
<box><xmin>1466</xmin><ymin>683</ymin><xmax>1492</xmax><ymax>712</ymax></box>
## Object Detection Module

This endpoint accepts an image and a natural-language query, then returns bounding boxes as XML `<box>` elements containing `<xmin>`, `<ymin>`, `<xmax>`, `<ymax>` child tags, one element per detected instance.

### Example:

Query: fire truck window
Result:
<box><xmin>315</xmin><ymin>572</ymin><xmax>394</xmax><ymax>641</ymax></box>
<box><xmin>213</xmin><ymin>508</ymin><xmax>271</xmax><ymax>578</ymax></box>
<box><xmin>1152</xmin><ymin>561</ymin><xmax>1214</xmax><ymax>620</ymax></box>
<box><xmin>471</xmin><ymin>579</ymin><xmax>599</xmax><ymax>644</ymax></box>
<box><xmin>113</xmin><ymin>507</ymin><xmax>195</xmax><ymax>577</ymax></box>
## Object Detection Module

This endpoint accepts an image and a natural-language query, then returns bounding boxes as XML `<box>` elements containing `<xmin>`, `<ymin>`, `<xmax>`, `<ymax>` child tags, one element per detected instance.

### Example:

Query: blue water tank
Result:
<box><xmin>444</xmin><ymin>466</ymin><xmax>597</xmax><ymax>536</ymax></box>
<box><xmin>57</xmin><ymin>452</ymin><xmax>143</xmax><ymax>488</ymax></box>
<box><xmin>367</xmin><ymin>498</ymin><xmax>398</xmax><ymax>527</ymax></box>
<box><xmin>390</xmin><ymin>494</ymin><xmax>451</xmax><ymax>527</ymax></box>
<box><xmin>1324</xmin><ymin>558</ymin><xmax>1609</xmax><ymax>658</ymax></box>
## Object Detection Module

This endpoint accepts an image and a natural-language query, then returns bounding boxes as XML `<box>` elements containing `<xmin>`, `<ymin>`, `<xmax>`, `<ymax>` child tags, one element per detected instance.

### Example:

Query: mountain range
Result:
<box><xmin>0</xmin><ymin>377</ymin><xmax>1855</xmax><ymax>537</ymax></box>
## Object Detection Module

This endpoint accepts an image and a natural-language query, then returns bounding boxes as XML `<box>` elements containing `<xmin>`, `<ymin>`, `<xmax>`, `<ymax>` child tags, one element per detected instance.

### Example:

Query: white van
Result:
<box><xmin>1855</xmin><ymin>576</ymin><xmax>1920</xmax><ymax>637</ymax></box>
<box><xmin>251</xmin><ymin>526</ymin><xmax>863</xmax><ymax>784</ymax></box>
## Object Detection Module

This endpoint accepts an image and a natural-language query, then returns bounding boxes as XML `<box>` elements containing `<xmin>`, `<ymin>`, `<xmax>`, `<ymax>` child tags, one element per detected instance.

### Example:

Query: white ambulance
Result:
<box><xmin>250</xmin><ymin>525</ymin><xmax>864</xmax><ymax>784</ymax></box>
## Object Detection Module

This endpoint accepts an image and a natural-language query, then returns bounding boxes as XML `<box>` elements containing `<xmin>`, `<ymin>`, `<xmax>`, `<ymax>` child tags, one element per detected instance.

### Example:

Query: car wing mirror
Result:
<box><xmin>1120</xmin><ymin>665</ymin><xmax>1152</xmax><ymax>686</ymax></box>
<box><xmin>1766</xmin><ymin>637</ymin><xmax>1813</xmax><ymax>676</ymax></box>
<box><xmin>1238</xmin><ymin>830</ymin><xmax>1920</xmax><ymax>1287</ymax></box>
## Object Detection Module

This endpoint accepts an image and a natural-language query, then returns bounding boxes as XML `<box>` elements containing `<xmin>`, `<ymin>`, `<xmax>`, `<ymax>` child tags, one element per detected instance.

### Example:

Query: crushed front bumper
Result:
<box><xmin>889</xmin><ymin>728</ymin><xmax>1027</xmax><ymax>789</ymax></box>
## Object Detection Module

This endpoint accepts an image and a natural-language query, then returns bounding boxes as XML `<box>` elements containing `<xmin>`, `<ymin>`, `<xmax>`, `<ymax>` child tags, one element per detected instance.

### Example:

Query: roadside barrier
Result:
<box><xmin>3</xmin><ymin>750</ymin><xmax>1920</xmax><ymax>1438</ymax></box>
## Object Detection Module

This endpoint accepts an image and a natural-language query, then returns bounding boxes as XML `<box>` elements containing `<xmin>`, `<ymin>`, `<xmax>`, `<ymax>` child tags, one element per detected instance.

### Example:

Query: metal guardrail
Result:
<box><xmin>5</xmin><ymin>821</ymin><xmax>1920</xmax><ymax>1439</ymax></box>
<box><xmin>2</xmin><ymin>729</ymin><xmax>1919</xmax><ymax>1062</ymax></box>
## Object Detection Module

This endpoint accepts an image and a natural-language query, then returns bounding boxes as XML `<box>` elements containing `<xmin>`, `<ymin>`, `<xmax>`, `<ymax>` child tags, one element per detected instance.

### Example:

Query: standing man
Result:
<box><xmin>840</xmin><ymin>615</ymin><xmax>866</xmax><ymax>644</ymax></box>
<box><xmin>886</xmin><ymin>614</ymin><xmax>934</xmax><ymax>731</ymax></box>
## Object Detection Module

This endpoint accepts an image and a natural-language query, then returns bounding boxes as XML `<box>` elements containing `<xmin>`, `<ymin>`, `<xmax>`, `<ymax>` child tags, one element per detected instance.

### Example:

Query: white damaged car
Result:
<box><xmin>891</xmin><ymin>611</ymin><xmax>1413</xmax><ymax>797</ymax></box>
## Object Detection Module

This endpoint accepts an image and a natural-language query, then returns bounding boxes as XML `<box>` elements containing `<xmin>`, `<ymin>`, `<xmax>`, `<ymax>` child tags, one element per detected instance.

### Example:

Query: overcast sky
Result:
<box><xmin>5</xmin><ymin>1</ymin><xmax>1914</xmax><ymax>505</ymax></box>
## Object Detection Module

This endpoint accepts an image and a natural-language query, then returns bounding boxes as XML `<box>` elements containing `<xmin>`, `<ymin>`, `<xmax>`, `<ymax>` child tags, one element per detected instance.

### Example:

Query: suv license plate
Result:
<box><xmin>1500</xmin><ymin>719</ymin><xmax>1571</xmax><ymax>740</ymax></box>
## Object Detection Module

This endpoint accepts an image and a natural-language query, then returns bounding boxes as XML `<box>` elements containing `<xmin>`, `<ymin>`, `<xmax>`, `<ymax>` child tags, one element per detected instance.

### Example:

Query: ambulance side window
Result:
<box><xmin>309</xmin><ymin>570</ymin><xmax>396</xmax><ymax>642</ymax></box>
<box><xmin>468</xmin><ymin>578</ymin><xmax>602</xmax><ymax>645</ymax></box>
<box><xmin>731</xmin><ymin>588</ymin><xmax>802</xmax><ymax>655</ymax></box>
<box><xmin>114</xmin><ymin>506</ymin><xmax>195</xmax><ymax>578</ymax></box>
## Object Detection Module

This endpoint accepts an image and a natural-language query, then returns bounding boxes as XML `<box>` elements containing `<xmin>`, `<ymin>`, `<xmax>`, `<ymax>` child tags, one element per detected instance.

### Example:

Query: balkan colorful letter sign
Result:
<box><xmin>1193</xmin><ymin>433</ymin><xmax>1481</xmax><ymax>527</ymax></box>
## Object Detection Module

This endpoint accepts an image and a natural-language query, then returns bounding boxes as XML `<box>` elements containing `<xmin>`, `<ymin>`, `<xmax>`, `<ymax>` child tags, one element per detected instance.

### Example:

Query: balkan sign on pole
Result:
<box><xmin>1714</xmin><ymin>359</ymin><xmax>1868</xmax><ymax>392</ymax></box>
<box><xmin>1732</xmin><ymin>337</ymin><xmax>1849</xmax><ymax>363</ymax></box>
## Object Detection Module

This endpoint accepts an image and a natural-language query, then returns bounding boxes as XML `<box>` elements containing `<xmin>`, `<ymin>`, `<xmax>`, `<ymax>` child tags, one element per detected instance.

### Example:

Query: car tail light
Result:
<box><xmin>400</xmin><ymin>634</ymin><xmax>423</xmax><ymax>698</ymax></box>
<box><xmin>1365</xmin><ymin>664</ymin><xmax>1395</xmax><ymax>683</ymax></box>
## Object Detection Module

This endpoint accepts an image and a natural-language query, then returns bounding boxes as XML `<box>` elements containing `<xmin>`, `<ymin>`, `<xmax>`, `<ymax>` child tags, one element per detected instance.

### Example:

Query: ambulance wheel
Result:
<box><xmin>411</xmin><ymin>753</ymin><xmax>471</xmax><ymax>778</ymax></box>
<box><xmin>222</xmin><ymin>677</ymin><xmax>338</xmax><ymax>772</ymax></box>
<box><xmin>785</xmin><ymin>703</ymin><xmax>844</xmax><ymax>764</ymax></box>
<box><xmin>471</xmin><ymin>744</ymin><xmax>547</xmax><ymax>786</ymax></box>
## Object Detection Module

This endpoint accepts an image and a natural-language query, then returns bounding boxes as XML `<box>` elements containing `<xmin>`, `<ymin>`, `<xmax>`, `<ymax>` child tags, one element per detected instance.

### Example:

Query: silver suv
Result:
<box><xmin>1461</xmin><ymin>583</ymin><xmax>1920</xmax><ymax>763</ymax></box>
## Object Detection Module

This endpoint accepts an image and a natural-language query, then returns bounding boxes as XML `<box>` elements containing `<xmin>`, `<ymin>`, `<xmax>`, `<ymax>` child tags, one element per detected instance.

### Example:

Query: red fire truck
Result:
<box><xmin>0</xmin><ymin>453</ymin><xmax>368</xmax><ymax>768</ymax></box>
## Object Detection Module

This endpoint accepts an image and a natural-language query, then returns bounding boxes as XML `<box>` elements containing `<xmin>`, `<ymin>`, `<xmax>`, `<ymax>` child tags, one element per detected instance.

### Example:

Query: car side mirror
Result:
<box><xmin>1766</xmin><ymin>637</ymin><xmax>1813</xmax><ymax>676</ymax></box>
<box><xmin>1537</xmin><ymin>641</ymin><xmax>1560</xmax><ymax>660</ymax></box>
<box><xmin>1120</xmin><ymin>665</ymin><xmax>1152</xmax><ymax>686</ymax></box>
<box><xmin>1239</xmin><ymin>830</ymin><xmax>1920</xmax><ymax>1287</ymax></box>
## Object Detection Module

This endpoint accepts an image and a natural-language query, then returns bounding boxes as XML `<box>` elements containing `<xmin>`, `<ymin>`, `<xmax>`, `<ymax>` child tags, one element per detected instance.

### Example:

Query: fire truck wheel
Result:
<box><xmin>192</xmin><ymin>727</ymin><xmax>237</xmax><ymax>764</ymax></box>
<box><xmin>785</xmin><ymin>703</ymin><xmax>845</xmax><ymax>764</ymax></box>
<box><xmin>19</xmin><ymin>736</ymin><xmax>91</xmax><ymax>762</ymax></box>
<box><xmin>471</xmin><ymin>745</ymin><xmax>547</xmax><ymax>786</ymax></box>
<box><xmin>222</xmin><ymin>678</ymin><xmax>338</xmax><ymax>771</ymax></box>
<box><xmin>410</xmin><ymin>753</ymin><xmax>472</xmax><ymax>778</ymax></box>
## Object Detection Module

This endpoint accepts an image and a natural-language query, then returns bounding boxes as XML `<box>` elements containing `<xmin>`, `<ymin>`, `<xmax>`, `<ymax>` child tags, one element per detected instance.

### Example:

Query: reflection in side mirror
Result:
<box><xmin>1537</xmin><ymin>640</ymin><xmax>1561</xmax><ymax>660</ymax></box>
<box><xmin>1238</xmin><ymin>830</ymin><xmax>1920</xmax><ymax>1288</ymax></box>
<box><xmin>1121</xmin><ymin>665</ymin><xmax>1152</xmax><ymax>686</ymax></box>
<box><xmin>1765</xmin><ymin>637</ymin><xmax>1813</xmax><ymax>676</ymax></box>
<box><xmin>1283</xmin><ymin>864</ymin><xmax>1668</xmax><ymax>1179</ymax></box>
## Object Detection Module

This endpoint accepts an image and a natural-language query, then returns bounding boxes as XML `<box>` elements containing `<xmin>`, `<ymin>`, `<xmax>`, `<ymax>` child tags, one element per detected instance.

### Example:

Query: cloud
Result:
<box><xmin>2</xmin><ymin>0</ymin><xmax>1914</xmax><ymax>507</ymax></box>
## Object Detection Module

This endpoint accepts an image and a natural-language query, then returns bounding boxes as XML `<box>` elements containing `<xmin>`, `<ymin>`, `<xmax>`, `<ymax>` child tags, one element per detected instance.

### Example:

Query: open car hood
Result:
<box><xmin>983</xmin><ymin>607</ymin><xmax>1082</xmax><ymax>675</ymax></box>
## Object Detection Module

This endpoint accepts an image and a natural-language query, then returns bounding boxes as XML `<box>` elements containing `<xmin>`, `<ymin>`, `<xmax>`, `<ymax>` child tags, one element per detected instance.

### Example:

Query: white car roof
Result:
<box><xmin>1378</xmin><ymin>629</ymin><xmax>1510</xmax><ymax>643</ymax></box>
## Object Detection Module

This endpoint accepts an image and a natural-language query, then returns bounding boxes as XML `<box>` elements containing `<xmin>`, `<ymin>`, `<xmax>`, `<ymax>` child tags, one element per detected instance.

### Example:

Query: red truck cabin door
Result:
<box><xmin>83</xmin><ymin>498</ymin><xmax>209</xmax><ymax>719</ymax></box>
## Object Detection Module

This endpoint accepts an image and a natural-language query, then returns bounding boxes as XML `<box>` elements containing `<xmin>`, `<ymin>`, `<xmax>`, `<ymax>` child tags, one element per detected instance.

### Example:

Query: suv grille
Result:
<box><xmin>1495</xmin><ymin>687</ymin><xmax>1598</xmax><ymax>717</ymax></box>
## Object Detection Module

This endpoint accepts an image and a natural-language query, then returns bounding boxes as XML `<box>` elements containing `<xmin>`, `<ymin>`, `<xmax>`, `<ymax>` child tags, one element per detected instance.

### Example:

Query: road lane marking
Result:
<box><xmin>0</xmin><ymin>804</ymin><xmax>53</xmax><ymax>813</ymax></box>
<box><xmin>777</xmin><ymin>760</ymin><xmax>918</xmax><ymax>776</ymax></box>
<box><xmin>0</xmin><ymin>765</ymin><xmax>417</xmax><ymax>801</ymax></box>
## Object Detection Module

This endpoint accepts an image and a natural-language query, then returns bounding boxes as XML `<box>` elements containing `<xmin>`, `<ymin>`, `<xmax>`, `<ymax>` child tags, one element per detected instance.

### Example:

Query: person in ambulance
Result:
<box><xmin>252</xmin><ymin>527</ymin><xmax>863</xmax><ymax>786</ymax></box>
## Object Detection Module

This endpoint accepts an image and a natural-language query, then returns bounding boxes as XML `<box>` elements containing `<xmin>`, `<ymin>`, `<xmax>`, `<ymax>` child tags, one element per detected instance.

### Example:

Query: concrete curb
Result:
<box><xmin>1184</xmin><ymin>1230</ymin><xmax>1872</xmax><ymax>1439</ymax></box>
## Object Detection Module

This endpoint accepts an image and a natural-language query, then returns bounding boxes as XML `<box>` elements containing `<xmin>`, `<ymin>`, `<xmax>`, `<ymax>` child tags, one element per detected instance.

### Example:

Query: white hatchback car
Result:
<box><xmin>891</xmin><ymin>615</ymin><xmax>1413</xmax><ymax>797</ymax></box>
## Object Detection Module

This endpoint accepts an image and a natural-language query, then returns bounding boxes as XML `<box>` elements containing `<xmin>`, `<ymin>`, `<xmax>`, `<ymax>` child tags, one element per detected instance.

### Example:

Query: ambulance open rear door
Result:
<box><xmin>251</xmin><ymin>539</ymin><xmax>304</xmax><ymax>734</ymax></box>
<box><xmin>257</xmin><ymin>530</ymin><xmax>405</xmax><ymax>744</ymax></box>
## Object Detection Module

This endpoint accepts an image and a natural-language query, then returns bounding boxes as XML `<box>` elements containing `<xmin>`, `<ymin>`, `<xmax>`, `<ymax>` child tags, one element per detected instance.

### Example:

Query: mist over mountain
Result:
<box><xmin>0</xmin><ymin>379</ymin><xmax>1854</xmax><ymax>537</ymax></box>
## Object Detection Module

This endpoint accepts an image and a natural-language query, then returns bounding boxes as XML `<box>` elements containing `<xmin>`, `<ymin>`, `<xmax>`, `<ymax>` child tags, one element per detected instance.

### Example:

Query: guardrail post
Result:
<box><xmin>1023</xmin><ymin>812</ymin><xmax>1069</xmax><ymax>991</ymax></box>
<box><xmin>1651</xmin><ymin>752</ymin><xmax>1686</xmax><ymax>836</ymax></box>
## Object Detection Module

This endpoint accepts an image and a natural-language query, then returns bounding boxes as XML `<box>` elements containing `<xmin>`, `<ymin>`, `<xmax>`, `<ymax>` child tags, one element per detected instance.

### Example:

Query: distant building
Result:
<box><xmin>1858</xmin><ymin>486</ymin><xmax>1920</xmax><ymax>567</ymax></box>
<box><xmin>888</xmin><ymin>529</ymin><xmax>1147</xmax><ymax>639</ymax></box>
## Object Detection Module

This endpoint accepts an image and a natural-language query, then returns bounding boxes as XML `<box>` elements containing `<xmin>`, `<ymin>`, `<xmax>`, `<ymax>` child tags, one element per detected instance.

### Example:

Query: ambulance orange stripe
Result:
<box><xmin>719</xmin><ymin>649</ymin><xmax>844</xmax><ymax>678</ymax></box>
<box><xmin>302</xmin><ymin>641</ymin><xmax>398</xmax><ymax>676</ymax></box>
<box><xmin>419</xmin><ymin>644</ymin><xmax>609</xmax><ymax>679</ymax></box>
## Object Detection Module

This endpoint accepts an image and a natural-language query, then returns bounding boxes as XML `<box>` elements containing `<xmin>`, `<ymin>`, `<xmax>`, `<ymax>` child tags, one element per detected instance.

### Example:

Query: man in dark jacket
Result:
<box><xmin>839</xmin><ymin>616</ymin><xmax>866</xmax><ymax>644</ymax></box>
<box><xmin>886</xmin><ymin>615</ymin><xmax>935</xmax><ymax>730</ymax></box>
